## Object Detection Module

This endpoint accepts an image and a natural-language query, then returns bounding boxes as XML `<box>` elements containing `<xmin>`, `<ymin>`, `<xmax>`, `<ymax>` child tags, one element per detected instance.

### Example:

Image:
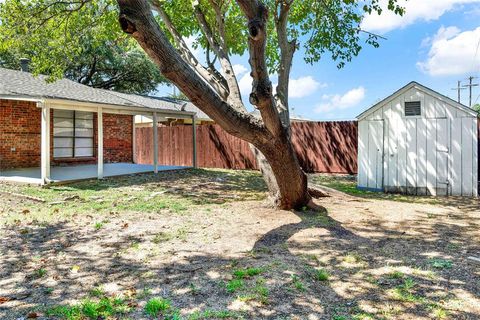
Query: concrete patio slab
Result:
<box><xmin>0</xmin><ymin>163</ymin><xmax>188</xmax><ymax>184</ymax></box>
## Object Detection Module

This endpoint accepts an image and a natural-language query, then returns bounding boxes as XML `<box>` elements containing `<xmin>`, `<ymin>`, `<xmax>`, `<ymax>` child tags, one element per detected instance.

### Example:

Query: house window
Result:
<box><xmin>405</xmin><ymin>101</ymin><xmax>421</xmax><ymax>116</ymax></box>
<box><xmin>53</xmin><ymin>110</ymin><xmax>94</xmax><ymax>158</ymax></box>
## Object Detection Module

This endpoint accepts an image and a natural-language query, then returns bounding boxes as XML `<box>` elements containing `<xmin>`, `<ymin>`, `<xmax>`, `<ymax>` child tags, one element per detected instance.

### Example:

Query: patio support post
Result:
<box><xmin>192</xmin><ymin>115</ymin><xmax>197</xmax><ymax>168</ymax></box>
<box><xmin>40</xmin><ymin>102</ymin><xmax>50</xmax><ymax>185</ymax></box>
<box><xmin>132</xmin><ymin>116</ymin><xmax>136</xmax><ymax>164</ymax></box>
<box><xmin>97</xmin><ymin>106</ymin><xmax>104</xmax><ymax>179</ymax></box>
<box><xmin>153</xmin><ymin>112</ymin><xmax>158</xmax><ymax>173</ymax></box>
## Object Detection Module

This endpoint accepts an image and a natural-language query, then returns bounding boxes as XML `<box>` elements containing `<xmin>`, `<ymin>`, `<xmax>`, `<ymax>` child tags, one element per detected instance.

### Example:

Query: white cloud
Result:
<box><xmin>417</xmin><ymin>26</ymin><xmax>480</xmax><ymax>76</ymax></box>
<box><xmin>315</xmin><ymin>87</ymin><xmax>365</xmax><ymax>113</ymax></box>
<box><xmin>237</xmin><ymin>73</ymin><xmax>324</xmax><ymax>99</ymax></box>
<box><xmin>184</xmin><ymin>36</ymin><xmax>202</xmax><ymax>58</ymax></box>
<box><xmin>362</xmin><ymin>0</ymin><xmax>480</xmax><ymax>34</ymax></box>
<box><xmin>288</xmin><ymin>76</ymin><xmax>326</xmax><ymax>98</ymax></box>
<box><xmin>238</xmin><ymin>72</ymin><xmax>253</xmax><ymax>97</ymax></box>
<box><xmin>232</xmin><ymin>64</ymin><xmax>248</xmax><ymax>76</ymax></box>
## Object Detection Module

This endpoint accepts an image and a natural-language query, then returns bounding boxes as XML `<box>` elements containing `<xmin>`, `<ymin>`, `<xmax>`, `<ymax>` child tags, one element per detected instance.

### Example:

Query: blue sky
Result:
<box><xmin>157</xmin><ymin>0</ymin><xmax>480</xmax><ymax>121</ymax></box>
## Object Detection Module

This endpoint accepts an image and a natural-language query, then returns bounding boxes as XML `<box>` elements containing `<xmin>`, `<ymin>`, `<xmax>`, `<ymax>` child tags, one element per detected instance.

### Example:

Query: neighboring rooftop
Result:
<box><xmin>250</xmin><ymin>109</ymin><xmax>312</xmax><ymax>122</ymax></box>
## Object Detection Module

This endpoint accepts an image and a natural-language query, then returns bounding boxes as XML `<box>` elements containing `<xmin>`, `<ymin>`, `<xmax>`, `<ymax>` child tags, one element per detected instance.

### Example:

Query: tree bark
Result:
<box><xmin>117</xmin><ymin>0</ymin><xmax>312</xmax><ymax>209</ymax></box>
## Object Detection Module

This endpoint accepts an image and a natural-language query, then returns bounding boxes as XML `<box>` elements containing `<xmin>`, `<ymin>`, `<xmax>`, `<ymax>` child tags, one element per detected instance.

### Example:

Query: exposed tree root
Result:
<box><xmin>307</xmin><ymin>186</ymin><xmax>330</xmax><ymax>198</ymax></box>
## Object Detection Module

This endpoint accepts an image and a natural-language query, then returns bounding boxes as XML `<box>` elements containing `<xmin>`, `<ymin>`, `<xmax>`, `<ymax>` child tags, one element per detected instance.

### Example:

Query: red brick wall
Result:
<box><xmin>0</xmin><ymin>99</ymin><xmax>133</xmax><ymax>169</ymax></box>
<box><xmin>103</xmin><ymin>113</ymin><xmax>133</xmax><ymax>163</ymax></box>
<box><xmin>0</xmin><ymin>99</ymin><xmax>41</xmax><ymax>169</ymax></box>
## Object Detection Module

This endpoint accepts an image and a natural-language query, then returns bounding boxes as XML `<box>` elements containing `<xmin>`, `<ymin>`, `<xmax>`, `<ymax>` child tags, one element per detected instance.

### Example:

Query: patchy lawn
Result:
<box><xmin>0</xmin><ymin>169</ymin><xmax>479</xmax><ymax>319</ymax></box>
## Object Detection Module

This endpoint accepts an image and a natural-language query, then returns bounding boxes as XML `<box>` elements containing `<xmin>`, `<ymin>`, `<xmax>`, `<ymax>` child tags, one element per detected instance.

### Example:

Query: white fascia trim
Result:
<box><xmin>43</xmin><ymin>98</ymin><xmax>195</xmax><ymax>118</ymax></box>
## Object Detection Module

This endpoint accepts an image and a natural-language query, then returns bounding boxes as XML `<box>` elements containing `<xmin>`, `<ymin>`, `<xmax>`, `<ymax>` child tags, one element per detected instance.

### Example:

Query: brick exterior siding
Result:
<box><xmin>0</xmin><ymin>99</ymin><xmax>41</xmax><ymax>169</ymax></box>
<box><xmin>103</xmin><ymin>113</ymin><xmax>133</xmax><ymax>163</ymax></box>
<box><xmin>0</xmin><ymin>99</ymin><xmax>133</xmax><ymax>170</ymax></box>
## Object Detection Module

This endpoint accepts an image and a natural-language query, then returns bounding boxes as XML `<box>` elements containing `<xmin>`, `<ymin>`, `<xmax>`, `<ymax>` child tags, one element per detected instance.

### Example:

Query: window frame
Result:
<box><xmin>53</xmin><ymin>110</ymin><xmax>94</xmax><ymax>158</ymax></box>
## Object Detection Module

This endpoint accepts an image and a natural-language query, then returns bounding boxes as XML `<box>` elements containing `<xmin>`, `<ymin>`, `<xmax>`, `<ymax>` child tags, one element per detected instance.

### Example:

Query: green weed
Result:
<box><xmin>93</xmin><ymin>222</ymin><xmax>104</xmax><ymax>230</ymax></box>
<box><xmin>226</xmin><ymin>279</ymin><xmax>244</xmax><ymax>293</ymax></box>
<box><xmin>387</xmin><ymin>270</ymin><xmax>405</xmax><ymax>279</ymax></box>
<box><xmin>291</xmin><ymin>274</ymin><xmax>305</xmax><ymax>291</ymax></box>
<box><xmin>314</xmin><ymin>268</ymin><xmax>330</xmax><ymax>281</ymax></box>
<box><xmin>188</xmin><ymin>309</ymin><xmax>244</xmax><ymax>319</ymax></box>
<box><xmin>46</xmin><ymin>297</ymin><xmax>131</xmax><ymax>319</ymax></box>
<box><xmin>34</xmin><ymin>268</ymin><xmax>47</xmax><ymax>278</ymax></box>
<box><xmin>233</xmin><ymin>267</ymin><xmax>264</xmax><ymax>279</ymax></box>
<box><xmin>144</xmin><ymin>297</ymin><xmax>171</xmax><ymax>317</ymax></box>
<box><xmin>428</xmin><ymin>259</ymin><xmax>452</xmax><ymax>270</ymax></box>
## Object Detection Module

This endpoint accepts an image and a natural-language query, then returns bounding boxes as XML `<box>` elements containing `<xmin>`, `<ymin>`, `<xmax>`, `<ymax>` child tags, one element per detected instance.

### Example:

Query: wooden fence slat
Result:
<box><xmin>135</xmin><ymin>122</ymin><xmax>358</xmax><ymax>174</ymax></box>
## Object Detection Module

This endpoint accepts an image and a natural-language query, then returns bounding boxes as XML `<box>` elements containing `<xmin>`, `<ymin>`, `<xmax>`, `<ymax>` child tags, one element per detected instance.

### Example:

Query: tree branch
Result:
<box><xmin>274</xmin><ymin>0</ymin><xmax>296</xmax><ymax>127</ymax></box>
<box><xmin>192</xmin><ymin>0</ymin><xmax>244</xmax><ymax>108</ymax></box>
<box><xmin>236</xmin><ymin>0</ymin><xmax>283</xmax><ymax>137</ymax></box>
<box><xmin>117</xmin><ymin>0</ymin><xmax>268</xmax><ymax>144</ymax></box>
<box><xmin>150</xmin><ymin>0</ymin><xmax>230</xmax><ymax>100</ymax></box>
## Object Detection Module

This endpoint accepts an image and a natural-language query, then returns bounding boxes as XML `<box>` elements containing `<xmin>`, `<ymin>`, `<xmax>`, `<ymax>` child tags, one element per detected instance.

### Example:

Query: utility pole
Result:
<box><xmin>463</xmin><ymin>76</ymin><xmax>479</xmax><ymax>107</ymax></box>
<box><xmin>451</xmin><ymin>80</ymin><xmax>466</xmax><ymax>103</ymax></box>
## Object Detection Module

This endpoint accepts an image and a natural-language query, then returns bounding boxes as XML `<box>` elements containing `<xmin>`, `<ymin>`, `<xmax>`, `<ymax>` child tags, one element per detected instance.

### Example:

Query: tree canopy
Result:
<box><xmin>0</xmin><ymin>0</ymin><xmax>167</xmax><ymax>94</ymax></box>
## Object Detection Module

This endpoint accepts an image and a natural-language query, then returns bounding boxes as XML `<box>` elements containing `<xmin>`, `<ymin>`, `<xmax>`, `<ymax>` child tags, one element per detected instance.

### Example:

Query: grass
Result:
<box><xmin>428</xmin><ymin>258</ymin><xmax>453</xmax><ymax>270</ymax></box>
<box><xmin>390</xmin><ymin>278</ymin><xmax>425</xmax><ymax>303</ymax></box>
<box><xmin>188</xmin><ymin>309</ymin><xmax>244</xmax><ymax>320</ymax></box>
<box><xmin>34</xmin><ymin>268</ymin><xmax>47</xmax><ymax>278</ymax></box>
<box><xmin>313</xmin><ymin>268</ymin><xmax>330</xmax><ymax>282</ymax></box>
<box><xmin>93</xmin><ymin>222</ymin><xmax>104</xmax><ymax>230</ymax></box>
<box><xmin>144</xmin><ymin>297</ymin><xmax>172</xmax><ymax>317</ymax></box>
<box><xmin>226</xmin><ymin>279</ymin><xmax>244</xmax><ymax>293</ymax></box>
<box><xmin>291</xmin><ymin>274</ymin><xmax>306</xmax><ymax>291</ymax></box>
<box><xmin>387</xmin><ymin>270</ymin><xmax>405</xmax><ymax>279</ymax></box>
<box><xmin>226</xmin><ymin>266</ymin><xmax>270</xmax><ymax>304</ymax></box>
<box><xmin>309</xmin><ymin>174</ymin><xmax>441</xmax><ymax>204</ymax></box>
<box><xmin>46</xmin><ymin>297</ymin><xmax>132</xmax><ymax>320</ymax></box>
<box><xmin>233</xmin><ymin>267</ymin><xmax>264</xmax><ymax>279</ymax></box>
<box><xmin>0</xmin><ymin>168</ymin><xmax>267</xmax><ymax>225</ymax></box>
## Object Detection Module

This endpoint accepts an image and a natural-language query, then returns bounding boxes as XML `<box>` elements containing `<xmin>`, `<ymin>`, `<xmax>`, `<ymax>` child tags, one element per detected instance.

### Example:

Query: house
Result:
<box><xmin>133</xmin><ymin>97</ymin><xmax>214</xmax><ymax>127</ymax></box>
<box><xmin>357</xmin><ymin>81</ymin><xmax>479</xmax><ymax>196</ymax></box>
<box><xmin>250</xmin><ymin>110</ymin><xmax>313</xmax><ymax>122</ymax></box>
<box><xmin>0</xmin><ymin>67</ymin><xmax>197</xmax><ymax>185</ymax></box>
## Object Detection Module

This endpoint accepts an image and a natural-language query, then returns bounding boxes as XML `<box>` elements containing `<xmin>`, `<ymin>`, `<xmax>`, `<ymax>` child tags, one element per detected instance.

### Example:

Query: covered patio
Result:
<box><xmin>0</xmin><ymin>67</ymin><xmax>199</xmax><ymax>185</ymax></box>
<box><xmin>0</xmin><ymin>163</ymin><xmax>187</xmax><ymax>184</ymax></box>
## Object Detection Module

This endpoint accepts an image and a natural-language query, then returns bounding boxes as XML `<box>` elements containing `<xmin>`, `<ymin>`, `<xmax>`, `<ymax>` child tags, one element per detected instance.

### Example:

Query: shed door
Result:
<box><xmin>367</xmin><ymin>120</ymin><xmax>384</xmax><ymax>190</ymax></box>
<box><xmin>435</xmin><ymin>118</ymin><xmax>449</xmax><ymax>195</ymax></box>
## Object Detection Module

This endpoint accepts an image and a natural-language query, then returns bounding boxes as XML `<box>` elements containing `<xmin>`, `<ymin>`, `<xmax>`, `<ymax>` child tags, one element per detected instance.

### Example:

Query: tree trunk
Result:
<box><xmin>255</xmin><ymin>134</ymin><xmax>311</xmax><ymax>209</ymax></box>
<box><xmin>117</xmin><ymin>0</ymin><xmax>311</xmax><ymax>209</ymax></box>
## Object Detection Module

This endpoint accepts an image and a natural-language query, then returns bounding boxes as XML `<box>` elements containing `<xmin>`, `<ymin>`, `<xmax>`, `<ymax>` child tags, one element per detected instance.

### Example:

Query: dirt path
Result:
<box><xmin>0</xmin><ymin>177</ymin><xmax>479</xmax><ymax>319</ymax></box>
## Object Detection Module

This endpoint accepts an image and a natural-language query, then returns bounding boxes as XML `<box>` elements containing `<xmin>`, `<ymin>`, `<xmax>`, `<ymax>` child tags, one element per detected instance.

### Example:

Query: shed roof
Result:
<box><xmin>357</xmin><ymin>81</ymin><xmax>478</xmax><ymax>120</ymax></box>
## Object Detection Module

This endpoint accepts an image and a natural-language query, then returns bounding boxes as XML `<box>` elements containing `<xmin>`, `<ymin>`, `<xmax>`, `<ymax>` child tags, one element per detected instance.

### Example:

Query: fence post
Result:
<box><xmin>192</xmin><ymin>115</ymin><xmax>197</xmax><ymax>168</ymax></box>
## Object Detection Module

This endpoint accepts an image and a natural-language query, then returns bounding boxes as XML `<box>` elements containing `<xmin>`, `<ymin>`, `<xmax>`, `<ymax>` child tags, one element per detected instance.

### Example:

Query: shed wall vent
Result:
<box><xmin>405</xmin><ymin>101</ymin><xmax>421</xmax><ymax>116</ymax></box>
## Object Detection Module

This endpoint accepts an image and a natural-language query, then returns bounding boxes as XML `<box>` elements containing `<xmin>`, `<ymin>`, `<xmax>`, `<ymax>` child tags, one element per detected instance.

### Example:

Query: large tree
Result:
<box><xmin>0</xmin><ymin>0</ymin><xmax>166</xmax><ymax>94</ymax></box>
<box><xmin>2</xmin><ymin>0</ymin><xmax>402</xmax><ymax>209</ymax></box>
<box><xmin>117</xmin><ymin>0</ymin><xmax>403</xmax><ymax>209</ymax></box>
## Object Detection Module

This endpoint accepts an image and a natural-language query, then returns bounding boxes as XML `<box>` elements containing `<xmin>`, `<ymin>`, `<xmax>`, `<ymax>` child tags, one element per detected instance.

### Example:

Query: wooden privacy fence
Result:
<box><xmin>135</xmin><ymin>121</ymin><xmax>358</xmax><ymax>174</ymax></box>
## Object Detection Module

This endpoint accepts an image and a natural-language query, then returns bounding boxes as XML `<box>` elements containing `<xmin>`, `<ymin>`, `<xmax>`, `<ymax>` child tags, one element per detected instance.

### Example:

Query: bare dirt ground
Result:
<box><xmin>0</xmin><ymin>169</ymin><xmax>479</xmax><ymax>319</ymax></box>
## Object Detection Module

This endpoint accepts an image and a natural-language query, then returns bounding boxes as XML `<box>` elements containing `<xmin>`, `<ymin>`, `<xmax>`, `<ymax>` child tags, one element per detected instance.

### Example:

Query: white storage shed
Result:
<box><xmin>357</xmin><ymin>81</ymin><xmax>479</xmax><ymax>196</ymax></box>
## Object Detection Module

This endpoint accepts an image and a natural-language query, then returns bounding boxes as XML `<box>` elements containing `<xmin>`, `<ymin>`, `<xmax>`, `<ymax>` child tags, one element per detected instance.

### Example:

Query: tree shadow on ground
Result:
<box><xmin>1</xmin><ymin>199</ymin><xmax>479</xmax><ymax>319</ymax></box>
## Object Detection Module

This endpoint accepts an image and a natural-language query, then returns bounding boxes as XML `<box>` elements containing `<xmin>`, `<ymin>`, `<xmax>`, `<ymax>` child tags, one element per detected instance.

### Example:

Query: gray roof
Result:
<box><xmin>104</xmin><ymin>90</ymin><xmax>181</xmax><ymax>112</ymax></box>
<box><xmin>106</xmin><ymin>91</ymin><xmax>211</xmax><ymax>120</ymax></box>
<box><xmin>0</xmin><ymin>67</ymin><xmax>135</xmax><ymax>107</ymax></box>
<box><xmin>0</xmin><ymin>67</ymin><xmax>209</xmax><ymax>118</ymax></box>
